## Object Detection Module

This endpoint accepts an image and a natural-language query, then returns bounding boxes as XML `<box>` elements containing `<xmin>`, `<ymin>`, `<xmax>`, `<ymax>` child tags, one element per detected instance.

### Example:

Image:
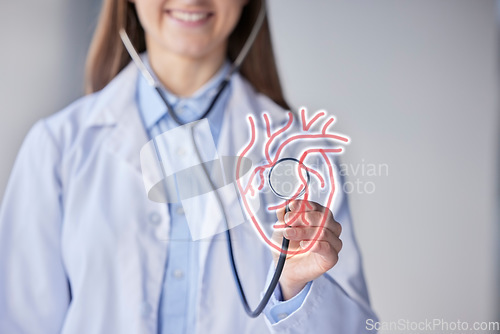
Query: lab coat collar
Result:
<box><xmin>137</xmin><ymin>55</ymin><xmax>232</xmax><ymax>130</ymax></box>
<box><xmin>80</xmin><ymin>62</ymin><xmax>149</xmax><ymax>176</ymax></box>
<box><xmin>80</xmin><ymin>60</ymin><xmax>289</xmax><ymax>297</ymax></box>
<box><xmin>196</xmin><ymin>70</ymin><xmax>291</xmax><ymax>288</ymax></box>
<box><xmin>84</xmin><ymin>61</ymin><xmax>140</xmax><ymax>128</ymax></box>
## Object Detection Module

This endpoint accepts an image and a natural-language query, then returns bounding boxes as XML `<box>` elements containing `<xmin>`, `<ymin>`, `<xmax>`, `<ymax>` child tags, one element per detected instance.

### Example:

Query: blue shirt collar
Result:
<box><xmin>137</xmin><ymin>53</ymin><xmax>231</xmax><ymax>129</ymax></box>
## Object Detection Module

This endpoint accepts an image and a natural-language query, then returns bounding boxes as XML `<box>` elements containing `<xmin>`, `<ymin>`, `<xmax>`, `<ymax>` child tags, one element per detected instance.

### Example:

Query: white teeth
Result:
<box><xmin>170</xmin><ymin>11</ymin><xmax>209</xmax><ymax>22</ymax></box>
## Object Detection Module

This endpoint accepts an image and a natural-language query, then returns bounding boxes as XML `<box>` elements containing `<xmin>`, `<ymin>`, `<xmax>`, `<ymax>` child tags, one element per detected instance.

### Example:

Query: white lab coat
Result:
<box><xmin>0</xmin><ymin>61</ymin><xmax>377</xmax><ymax>333</ymax></box>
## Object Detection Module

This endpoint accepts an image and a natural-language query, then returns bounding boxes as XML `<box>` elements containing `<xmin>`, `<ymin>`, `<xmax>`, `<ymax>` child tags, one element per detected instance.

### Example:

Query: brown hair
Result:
<box><xmin>85</xmin><ymin>0</ymin><xmax>290</xmax><ymax>109</ymax></box>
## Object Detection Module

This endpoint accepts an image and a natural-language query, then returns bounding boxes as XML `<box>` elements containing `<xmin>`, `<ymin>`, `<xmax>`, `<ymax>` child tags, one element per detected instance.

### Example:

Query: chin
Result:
<box><xmin>172</xmin><ymin>44</ymin><xmax>222</xmax><ymax>61</ymax></box>
<box><xmin>158</xmin><ymin>30</ymin><xmax>222</xmax><ymax>57</ymax></box>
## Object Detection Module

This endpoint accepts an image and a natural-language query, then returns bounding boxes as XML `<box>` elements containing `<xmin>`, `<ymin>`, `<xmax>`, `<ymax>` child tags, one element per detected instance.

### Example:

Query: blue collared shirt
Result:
<box><xmin>136</xmin><ymin>56</ymin><xmax>310</xmax><ymax>334</ymax></box>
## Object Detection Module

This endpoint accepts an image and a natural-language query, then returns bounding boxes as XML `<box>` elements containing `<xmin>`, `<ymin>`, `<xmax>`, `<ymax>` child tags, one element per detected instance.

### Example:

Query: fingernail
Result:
<box><xmin>285</xmin><ymin>229</ymin><xmax>295</xmax><ymax>238</ymax></box>
<box><xmin>300</xmin><ymin>240</ymin><xmax>310</xmax><ymax>248</ymax></box>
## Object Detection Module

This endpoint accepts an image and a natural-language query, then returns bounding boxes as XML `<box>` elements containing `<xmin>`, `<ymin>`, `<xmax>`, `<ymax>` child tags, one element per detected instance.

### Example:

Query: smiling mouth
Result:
<box><xmin>166</xmin><ymin>10</ymin><xmax>213</xmax><ymax>23</ymax></box>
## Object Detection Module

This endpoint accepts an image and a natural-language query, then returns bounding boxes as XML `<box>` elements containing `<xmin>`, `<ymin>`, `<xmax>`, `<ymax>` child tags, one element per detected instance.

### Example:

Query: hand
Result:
<box><xmin>272</xmin><ymin>199</ymin><xmax>342</xmax><ymax>300</ymax></box>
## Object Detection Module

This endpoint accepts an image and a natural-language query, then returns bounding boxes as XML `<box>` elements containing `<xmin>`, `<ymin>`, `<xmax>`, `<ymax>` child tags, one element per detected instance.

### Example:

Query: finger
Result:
<box><xmin>284</xmin><ymin>209</ymin><xmax>324</xmax><ymax>227</ymax></box>
<box><xmin>288</xmin><ymin>199</ymin><xmax>324</xmax><ymax>213</ymax></box>
<box><xmin>277</xmin><ymin>200</ymin><xmax>333</xmax><ymax>225</ymax></box>
<box><xmin>288</xmin><ymin>227</ymin><xmax>343</xmax><ymax>254</ymax></box>
<box><xmin>276</xmin><ymin>205</ymin><xmax>286</xmax><ymax>223</ymax></box>
<box><xmin>322</xmin><ymin>215</ymin><xmax>341</xmax><ymax>237</ymax></box>
<box><xmin>276</xmin><ymin>200</ymin><xmax>318</xmax><ymax>224</ymax></box>
<box><xmin>283</xmin><ymin>225</ymin><xmax>336</xmax><ymax>243</ymax></box>
<box><xmin>295</xmin><ymin>210</ymin><xmax>341</xmax><ymax>237</ymax></box>
<box><xmin>304</xmin><ymin>240</ymin><xmax>339</xmax><ymax>270</ymax></box>
<box><xmin>282</xmin><ymin>210</ymin><xmax>306</xmax><ymax>227</ymax></box>
<box><xmin>284</xmin><ymin>210</ymin><xmax>339</xmax><ymax>234</ymax></box>
<box><xmin>271</xmin><ymin>228</ymin><xmax>306</xmax><ymax>253</ymax></box>
<box><xmin>301</xmin><ymin>233</ymin><xmax>342</xmax><ymax>252</ymax></box>
<box><xmin>287</xmin><ymin>201</ymin><xmax>334</xmax><ymax>223</ymax></box>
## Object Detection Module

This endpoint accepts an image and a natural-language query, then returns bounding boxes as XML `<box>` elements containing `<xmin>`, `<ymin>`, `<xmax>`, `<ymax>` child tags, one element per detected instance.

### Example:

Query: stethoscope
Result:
<box><xmin>120</xmin><ymin>0</ymin><xmax>310</xmax><ymax>318</ymax></box>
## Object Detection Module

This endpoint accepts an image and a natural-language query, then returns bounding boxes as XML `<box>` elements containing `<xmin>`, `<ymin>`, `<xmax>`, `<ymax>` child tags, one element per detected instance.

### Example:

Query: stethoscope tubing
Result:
<box><xmin>126</xmin><ymin>0</ymin><xmax>290</xmax><ymax>317</ymax></box>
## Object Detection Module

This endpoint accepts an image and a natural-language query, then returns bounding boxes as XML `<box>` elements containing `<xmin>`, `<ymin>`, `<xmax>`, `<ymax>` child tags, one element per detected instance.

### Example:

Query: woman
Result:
<box><xmin>0</xmin><ymin>0</ymin><xmax>377</xmax><ymax>333</ymax></box>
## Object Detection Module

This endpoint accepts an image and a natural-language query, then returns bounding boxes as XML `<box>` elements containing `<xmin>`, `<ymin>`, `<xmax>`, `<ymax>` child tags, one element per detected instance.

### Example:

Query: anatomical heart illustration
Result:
<box><xmin>236</xmin><ymin>108</ymin><xmax>350</xmax><ymax>255</ymax></box>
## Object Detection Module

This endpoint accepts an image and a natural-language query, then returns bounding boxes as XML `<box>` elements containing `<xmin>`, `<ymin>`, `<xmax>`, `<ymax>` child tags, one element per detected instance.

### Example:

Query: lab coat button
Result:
<box><xmin>148</xmin><ymin>212</ymin><xmax>162</xmax><ymax>224</ymax></box>
<box><xmin>176</xmin><ymin>147</ymin><xmax>187</xmax><ymax>156</ymax></box>
<box><xmin>173</xmin><ymin>269</ymin><xmax>184</xmax><ymax>280</ymax></box>
<box><xmin>277</xmin><ymin>313</ymin><xmax>288</xmax><ymax>320</ymax></box>
<box><xmin>176</xmin><ymin>207</ymin><xmax>184</xmax><ymax>215</ymax></box>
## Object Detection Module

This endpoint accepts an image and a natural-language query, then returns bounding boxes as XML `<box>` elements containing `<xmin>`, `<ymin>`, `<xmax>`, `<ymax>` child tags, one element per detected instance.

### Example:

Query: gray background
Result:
<box><xmin>0</xmin><ymin>0</ymin><xmax>498</xmax><ymax>332</ymax></box>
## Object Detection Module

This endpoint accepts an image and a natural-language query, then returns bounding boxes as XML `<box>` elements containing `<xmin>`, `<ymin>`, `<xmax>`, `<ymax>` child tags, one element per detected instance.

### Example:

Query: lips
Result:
<box><xmin>166</xmin><ymin>9</ymin><xmax>213</xmax><ymax>24</ymax></box>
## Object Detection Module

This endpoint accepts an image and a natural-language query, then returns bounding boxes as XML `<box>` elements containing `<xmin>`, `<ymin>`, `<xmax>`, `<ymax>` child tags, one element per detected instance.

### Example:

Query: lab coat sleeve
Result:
<box><xmin>0</xmin><ymin>120</ymin><xmax>70</xmax><ymax>333</ymax></box>
<box><xmin>263</xmin><ymin>280</ymin><xmax>311</xmax><ymax>323</ymax></box>
<box><xmin>262</xmin><ymin>176</ymin><xmax>378</xmax><ymax>333</ymax></box>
